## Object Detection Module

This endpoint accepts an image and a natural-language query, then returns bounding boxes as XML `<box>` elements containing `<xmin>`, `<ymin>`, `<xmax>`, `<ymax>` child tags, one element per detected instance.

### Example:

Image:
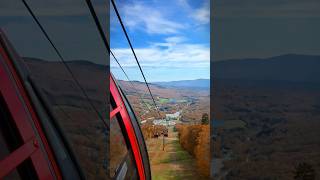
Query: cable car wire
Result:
<box><xmin>111</xmin><ymin>55</ymin><xmax>152</xmax><ymax>112</ymax></box>
<box><xmin>110</xmin><ymin>0</ymin><xmax>161</xmax><ymax>117</ymax></box>
<box><xmin>22</xmin><ymin>0</ymin><xmax>107</xmax><ymax>127</ymax></box>
<box><xmin>86</xmin><ymin>0</ymin><xmax>161</xmax><ymax>118</ymax></box>
<box><xmin>84</xmin><ymin>0</ymin><xmax>157</xmax><ymax>118</ymax></box>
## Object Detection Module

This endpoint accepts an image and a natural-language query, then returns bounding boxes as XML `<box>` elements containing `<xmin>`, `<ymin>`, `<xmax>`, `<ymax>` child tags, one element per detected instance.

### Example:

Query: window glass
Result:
<box><xmin>0</xmin><ymin>1</ymin><xmax>108</xmax><ymax>179</ymax></box>
<box><xmin>110</xmin><ymin>96</ymin><xmax>138</xmax><ymax>179</ymax></box>
<box><xmin>110</xmin><ymin>115</ymin><xmax>128</xmax><ymax>177</ymax></box>
<box><xmin>0</xmin><ymin>94</ymin><xmax>23</xmax><ymax>158</ymax></box>
<box><xmin>212</xmin><ymin>1</ymin><xmax>320</xmax><ymax>179</ymax></box>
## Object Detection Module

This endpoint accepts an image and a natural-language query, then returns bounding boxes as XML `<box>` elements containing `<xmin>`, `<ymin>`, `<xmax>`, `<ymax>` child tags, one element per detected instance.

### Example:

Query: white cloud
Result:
<box><xmin>119</xmin><ymin>2</ymin><xmax>185</xmax><ymax>34</ymax></box>
<box><xmin>111</xmin><ymin>36</ymin><xmax>209</xmax><ymax>68</ymax></box>
<box><xmin>177</xmin><ymin>0</ymin><xmax>210</xmax><ymax>25</ymax></box>
<box><xmin>192</xmin><ymin>2</ymin><xmax>210</xmax><ymax>24</ymax></box>
<box><xmin>177</xmin><ymin>0</ymin><xmax>191</xmax><ymax>10</ymax></box>
<box><xmin>165</xmin><ymin>36</ymin><xmax>186</xmax><ymax>43</ymax></box>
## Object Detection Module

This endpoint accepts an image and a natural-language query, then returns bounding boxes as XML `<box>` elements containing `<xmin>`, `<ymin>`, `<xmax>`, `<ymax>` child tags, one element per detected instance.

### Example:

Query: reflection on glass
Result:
<box><xmin>212</xmin><ymin>0</ymin><xmax>320</xmax><ymax>179</ymax></box>
<box><xmin>1</xmin><ymin>0</ymin><xmax>108</xmax><ymax>179</ymax></box>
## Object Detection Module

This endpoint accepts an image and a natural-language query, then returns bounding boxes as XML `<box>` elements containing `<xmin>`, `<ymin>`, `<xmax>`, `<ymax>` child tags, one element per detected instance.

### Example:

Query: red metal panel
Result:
<box><xmin>0</xmin><ymin>138</ymin><xmax>37</xmax><ymax>177</ymax></box>
<box><xmin>110</xmin><ymin>76</ymin><xmax>146</xmax><ymax>180</ymax></box>
<box><xmin>0</xmin><ymin>46</ymin><xmax>61</xmax><ymax>179</ymax></box>
<box><xmin>110</xmin><ymin>105</ymin><xmax>122</xmax><ymax>118</ymax></box>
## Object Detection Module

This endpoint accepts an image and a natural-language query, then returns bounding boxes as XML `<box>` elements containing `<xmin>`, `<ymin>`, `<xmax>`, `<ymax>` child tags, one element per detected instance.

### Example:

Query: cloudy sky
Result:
<box><xmin>0</xmin><ymin>0</ymin><xmax>108</xmax><ymax>65</ymax></box>
<box><xmin>110</xmin><ymin>0</ymin><xmax>210</xmax><ymax>82</ymax></box>
<box><xmin>213</xmin><ymin>0</ymin><xmax>320</xmax><ymax>61</ymax></box>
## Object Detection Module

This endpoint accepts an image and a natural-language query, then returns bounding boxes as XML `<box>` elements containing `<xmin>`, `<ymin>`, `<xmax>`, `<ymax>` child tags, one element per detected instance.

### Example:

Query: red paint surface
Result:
<box><xmin>0</xmin><ymin>46</ymin><xmax>61</xmax><ymax>179</ymax></box>
<box><xmin>110</xmin><ymin>76</ymin><xmax>146</xmax><ymax>180</ymax></box>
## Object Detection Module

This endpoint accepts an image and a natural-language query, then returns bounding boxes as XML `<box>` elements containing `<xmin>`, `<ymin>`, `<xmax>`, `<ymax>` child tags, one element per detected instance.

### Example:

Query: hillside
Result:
<box><xmin>154</xmin><ymin>79</ymin><xmax>210</xmax><ymax>90</ymax></box>
<box><xmin>213</xmin><ymin>54</ymin><xmax>320</xmax><ymax>83</ymax></box>
<box><xmin>118</xmin><ymin>80</ymin><xmax>210</xmax><ymax>122</ymax></box>
<box><xmin>23</xmin><ymin>57</ymin><xmax>108</xmax><ymax>179</ymax></box>
<box><xmin>212</xmin><ymin>54</ymin><xmax>320</xmax><ymax>179</ymax></box>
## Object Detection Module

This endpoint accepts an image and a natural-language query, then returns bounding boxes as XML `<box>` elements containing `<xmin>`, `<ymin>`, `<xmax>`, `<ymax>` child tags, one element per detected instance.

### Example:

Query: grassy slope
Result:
<box><xmin>146</xmin><ymin>127</ymin><xmax>206</xmax><ymax>180</ymax></box>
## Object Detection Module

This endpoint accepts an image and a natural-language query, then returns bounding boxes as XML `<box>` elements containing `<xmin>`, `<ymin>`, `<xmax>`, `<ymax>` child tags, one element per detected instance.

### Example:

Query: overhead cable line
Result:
<box><xmin>111</xmin><ymin>55</ymin><xmax>152</xmax><ymax>112</ymax></box>
<box><xmin>84</xmin><ymin>0</ymin><xmax>156</xmax><ymax>117</ymax></box>
<box><xmin>22</xmin><ymin>0</ymin><xmax>107</xmax><ymax>127</ymax></box>
<box><xmin>110</xmin><ymin>0</ymin><xmax>161</xmax><ymax>118</ymax></box>
<box><xmin>84</xmin><ymin>0</ymin><xmax>128</xmax><ymax>74</ymax></box>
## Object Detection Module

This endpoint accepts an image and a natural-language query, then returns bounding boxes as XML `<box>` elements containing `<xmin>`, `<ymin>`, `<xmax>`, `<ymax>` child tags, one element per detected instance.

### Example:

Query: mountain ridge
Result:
<box><xmin>213</xmin><ymin>54</ymin><xmax>320</xmax><ymax>83</ymax></box>
<box><xmin>153</xmin><ymin>79</ymin><xmax>210</xmax><ymax>89</ymax></box>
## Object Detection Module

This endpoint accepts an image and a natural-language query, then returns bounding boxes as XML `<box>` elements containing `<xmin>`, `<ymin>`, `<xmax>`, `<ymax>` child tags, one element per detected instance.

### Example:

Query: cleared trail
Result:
<box><xmin>146</xmin><ymin>126</ymin><xmax>206</xmax><ymax>180</ymax></box>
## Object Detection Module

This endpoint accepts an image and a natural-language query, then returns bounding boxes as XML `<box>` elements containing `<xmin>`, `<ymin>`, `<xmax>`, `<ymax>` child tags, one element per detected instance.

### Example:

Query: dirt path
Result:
<box><xmin>146</xmin><ymin>127</ymin><xmax>206</xmax><ymax>180</ymax></box>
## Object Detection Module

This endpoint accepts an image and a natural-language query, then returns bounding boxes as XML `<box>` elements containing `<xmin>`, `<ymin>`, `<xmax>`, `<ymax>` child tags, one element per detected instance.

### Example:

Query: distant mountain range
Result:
<box><xmin>213</xmin><ymin>54</ymin><xmax>320</xmax><ymax>83</ymax></box>
<box><xmin>24</xmin><ymin>54</ymin><xmax>320</xmax><ymax>90</ymax></box>
<box><xmin>153</xmin><ymin>54</ymin><xmax>320</xmax><ymax>89</ymax></box>
<box><xmin>153</xmin><ymin>79</ymin><xmax>210</xmax><ymax>90</ymax></box>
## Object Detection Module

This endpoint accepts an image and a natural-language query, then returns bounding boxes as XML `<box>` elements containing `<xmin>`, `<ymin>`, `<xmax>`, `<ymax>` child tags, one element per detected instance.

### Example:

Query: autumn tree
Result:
<box><xmin>201</xmin><ymin>113</ymin><xmax>209</xmax><ymax>125</ymax></box>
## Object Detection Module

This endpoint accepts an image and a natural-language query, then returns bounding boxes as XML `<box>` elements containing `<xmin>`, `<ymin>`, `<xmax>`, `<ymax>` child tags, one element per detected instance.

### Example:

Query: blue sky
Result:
<box><xmin>110</xmin><ymin>0</ymin><xmax>210</xmax><ymax>82</ymax></box>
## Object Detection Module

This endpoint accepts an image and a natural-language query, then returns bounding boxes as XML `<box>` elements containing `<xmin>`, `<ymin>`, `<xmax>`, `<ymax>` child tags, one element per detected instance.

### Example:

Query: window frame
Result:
<box><xmin>0</xmin><ymin>28</ymin><xmax>90</xmax><ymax>179</ymax></box>
<box><xmin>0</xmin><ymin>34</ymin><xmax>60</xmax><ymax>179</ymax></box>
<box><xmin>110</xmin><ymin>75</ymin><xmax>151</xmax><ymax>180</ymax></box>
